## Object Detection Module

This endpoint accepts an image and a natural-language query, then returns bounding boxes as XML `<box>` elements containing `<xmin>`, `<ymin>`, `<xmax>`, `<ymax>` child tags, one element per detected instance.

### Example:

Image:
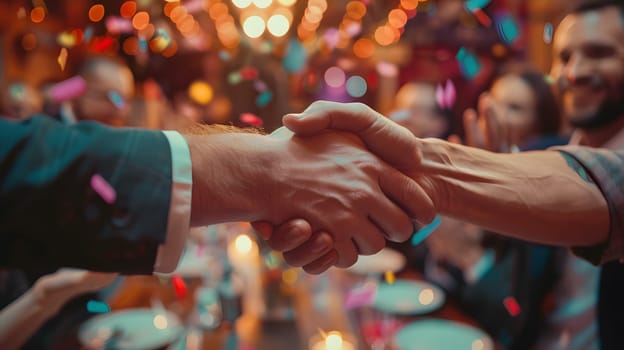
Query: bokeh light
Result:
<box><xmin>30</xmin><ymin>7</ymin><xmax>46</xmax><ymax>23</ymax></box>
<box><xmin>374</xmin><ymin>25</ymin><xmax>394</xmax><ymax>46</ymax></box>
<box><xmin>346</xmin><ymin>76</ymin><xmax>367</xmax><ymax>98</ymax></box>
<box><xmin>235</xmin><ymin>234</ymin><xmax>253</xmax><ymax>254</ymax></box>
<box><xmin>188</xmin><ymin>81</ymin><xmax>214</xmax><ymax>105</ymax></box>
<box><xmin>324</xmin><ymin>66</ymin><xmax>346</xmax><ymax>88</ymax></box>
<box><xmin>325</xmin><ymin>332</ymin><xmax>344</xmax><ymax>350</ymax></box>
<box><xmin>153</xmin><ymin>314</ymin><xmax>168</xmax><ymax>330</ymax></box>
<box><xmin>232</xmin><ymin>0</ymin><xmax>252</xmax><ymax>9</ymax></box>
<box><xmin>267</xmin><ymin>14</ymin><xmax>290</xmax><ymax>37</ymax></box>
<box><xmin>278</xmin><ymin>0</ymin><xmax>297</xmax><ymax>5</ymax></box>
<box><xmin>243</xmin><ymin>16</ymin><xmax>266</xmax><ymax>38</ymax></box>
<box><xmin>418</xmin><ymin>288</ymin><xmax>435</xmax><ymax>305</ymax></box>
<box><xmin>388</xmin><ymin>9</ymin><xmax>407</xmax><ymax>28</ymax></box>
<box><xmin>120</xmin><ymin>1</ymin><xmax>137</xmax><ymax>18</ymax></box>
<box><xmin>253</xmin><ymin>0</ymin><xmax>273</xmax><ymax>9</ymax></box>
<box><xmin>353</xmin><ymin>38</ymin><xmax>374</xmax><ymax>58</ymax></box>
<box><xmin>132</xmin><ymin>11</ymin><xmax>150</xmax><ymax>31</ymax></box>
<box><xmin>88</xmin><ymin>4</ymin><xmax>105</xmax><ymax>22</ymax></box>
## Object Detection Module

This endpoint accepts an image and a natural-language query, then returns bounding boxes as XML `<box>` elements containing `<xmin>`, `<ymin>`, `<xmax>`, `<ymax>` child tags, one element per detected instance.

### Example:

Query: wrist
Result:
<box><xmin>186</xmin><ymin>133</ymin><xmax>276</xmax><ymax>226</ymax></box>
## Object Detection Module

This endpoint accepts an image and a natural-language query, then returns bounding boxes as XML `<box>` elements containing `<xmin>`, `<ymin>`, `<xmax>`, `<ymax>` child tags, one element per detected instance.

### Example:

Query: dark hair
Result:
<box><xmin>570</xmin><ymin>0</ymin><xmax>624</xmax><ymax>19</ymax></box>
<box><xmin>494</xmin><ymin>65</ymin><xmax>561</xmax><ymax>136</ymax></box>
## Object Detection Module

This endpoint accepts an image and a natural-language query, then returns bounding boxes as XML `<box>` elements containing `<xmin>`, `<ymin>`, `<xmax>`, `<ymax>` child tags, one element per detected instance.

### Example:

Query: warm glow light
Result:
<box><xmin>208</xmin><ymin>3</ymin><xmax>228</xmax><ymax>20</ymax></box>
<box><xmin>30</xmin><ymin>7</ymin><xmax>46</xmax><ymax>23</ymax></box>
<box><xmin>253</xmin><ymin>0</ymin><xmax>272</xmax><ymax>8</ymax></box>
<box><xmin>88</xmin><ymin>4</ymin><xmax>105</xmax><ymax>22</ymax></box>
<box><xmin>188</xmin><ymin>81</ymin><xmax>214</xmax><ymax>105</ymax></box>
<box><xmin>282</xmin><ymin>268</ymin><xmax>298</xmax><ymax>284</ymax></box>
<box><xmin>243</xmin><ymin>16</ymin><xmax>266</xmax><ymax>38</ymax></box>
<box><xmin>308</xmin><ymin>0</ymin><xmax>328</xmax><ymax>12</ymax></box>
<box><xmin>400</xmin><ymin>0</ymin><xmax>419</xmax><ymax>11</ymax></box>
<box><xmin>472</xmin><ymin>339</ymin><xmax>485</xmax><ymax>350</ymax></box>
<box><xmin>132</xmin><ymin>11</ymin><xmax>150</xmax><ymax>30</ymax></box>
<box><xmin>235</xmin><ymin>234</ymin><xmax>253</xmax><ymax>254</ymax></box>
<box><xmin>325</xmin><ymin>332</ymin><xmax>343</xmax><ymax>350</ymax></box>
<box><xmin>418</xmin><ymin>288</ymin><xmax>435</xmax><ymax>305</ymax></box>
<box><xmin>324</xmin><ymin>66</ymin><xmax>346</xmax><ymax>88</ymax></box>
<box><xmin>353</xmin><ymin>38</ymin><xmax>374</xmax><ymax>58</ymax></box>
<box><xmin>120</xmin><ymin>1</ymin><xmax>137</xmax><ymax>18</ymax></box>
<box><xmin>153</xmin><ymin>314</ymin><xmax>168</xmax><ymax>330</ymax></box>
<box><xmin>346</xmin><ymin>1</ymin><xmax>366</xmax><ymax>19</ymax></box>
<box><xmin>278</xmin><ymin>0</ymin><xmax>297</xmax><ymax>5</ymax></box>
<box><xmin>374</xmin><ymin>25</ymin><xmax>394</xmax><ymax>46</ymax></box>
<box><xmin>232</xmin><ymin>0</ymin><xmax>252</xmax><ymax>8</ymax></box>
<box><xmin>388</xmin><ymin>9</ymin><xmax>407</xmax><ymax>28</ymax></box>
<box><xmin>123</xmin><ymin>36</ymin><xmax>139</xmax><ymax>55</ymax></box>
<box><xmin>163</xmin><ymin>1</ymin><xmax>178</xmax><ymax>17</ymax></box>
<box><xmin>170</xmin><ymin>6</ymin><xmax>188</xmax><ymax>23</ymax></box>
<box><xmin>267</xmin><ymin>14</ymin><xmax>290</xmax><ymax>37</ymax></box>
<box><xmin>304</xmin><ymin>6</ymin><xmax>324</xmax><ymax>23</ymax></box>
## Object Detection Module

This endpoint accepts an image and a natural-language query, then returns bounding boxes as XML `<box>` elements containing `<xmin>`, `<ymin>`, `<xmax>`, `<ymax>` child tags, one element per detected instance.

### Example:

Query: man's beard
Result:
<box><xmin>560</xmin><ymin>76</ymin><xmax>624</xmax><ymax>131</ymax></box>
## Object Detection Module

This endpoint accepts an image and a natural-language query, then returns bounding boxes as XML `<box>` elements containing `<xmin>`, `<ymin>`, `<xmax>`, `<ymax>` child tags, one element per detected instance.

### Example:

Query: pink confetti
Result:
<box><xmin>90</xmin><ymin>174</ymin><xmax>117</xmax><ymax>204</ymax></box>
<box><xmin>240</xmin><ymin>113</ymin><xmax>263</xmax><ymax>126</ymax></box>
<box><xmin>345</xmin><ymin>284</ymin><xmax>378</xmax><ymax>309</ymax></box>
<box><xmin>105</xmin><ymin>16</ymin><xmax>133</xmax><ymax>34</ymax></box>
<box><xmin>48</xmin><ymin>76</ymin><xmax>87</xmax><ymax>103</ymax></box>
<box><xmin>503</xmin><ymin>296</ymin><xmax>521</xmax><ymax>317</ymax></box>
<box><xmin>436</xmin><ymin>79</ymin><xmax>456</xmax><ymax>109</ymax></box>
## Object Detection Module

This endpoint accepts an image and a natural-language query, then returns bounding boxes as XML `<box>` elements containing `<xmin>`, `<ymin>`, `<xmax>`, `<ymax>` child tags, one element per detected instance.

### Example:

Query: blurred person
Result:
<box><xmin>0</xmin><ymin>81</ymin><xmax>43</xmax><ymax>120</ymax></box>
<box><xmin>0</xmin><ymin>270</ymin><xmax>116</xmax><ymax>350</ymax></box>
<box><xmin>389</xmin><ymin>81</ymin><xmax>454</xmax><ymax>139</ymax></box>
<box><xmin>57</xmin><ymin>55</ymin><xmax>134</xmax><ymax>126</ymax></box>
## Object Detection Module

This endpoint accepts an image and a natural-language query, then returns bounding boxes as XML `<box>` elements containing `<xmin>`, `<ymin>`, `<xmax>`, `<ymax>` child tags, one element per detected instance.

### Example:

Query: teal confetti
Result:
<box><xmin>543</xmin><ymin>23</ymin><xmax>553</xmax><ymax>44</ymax></box>
<box><xmin>256</xmin><ymin>91</ymin><xmax>273</xmax><ymax>107</ymax></box>
<box><xmin>108</xmin><ymin>91</ymin><xmax>125</xmax><ymax>109</ymax></box>
<box><xmin>465</xmin><ymin>0</ymin><xmax>491</xmax><ymax>12</ymax></box>
<box><xmin>456</xmin><ymin>47</ymin><xmax>481</xmax><ymax>80</ymax></box>
<box><xmin>139</xmin><ymin>38</ymin><xmax>148</xmax><ymax>53</ymax></box>
<box><xmin>87</xmin><ymin>300</ymin><xmax>110</xmax><ymax>313</ymax></box>
<box><xmin>497</xmin><ymin>15</ymin><xmax>520</xmax><ymax>44</ymax></box>
<box><xmin>282</xmin><ymin>39</ymin><xmax>307</xmax><ymax>73</ymax></box>
<box><xmin>411</xmin><ymin>216</ymin><xmax>442</xmax><ymax>245</ymax></box>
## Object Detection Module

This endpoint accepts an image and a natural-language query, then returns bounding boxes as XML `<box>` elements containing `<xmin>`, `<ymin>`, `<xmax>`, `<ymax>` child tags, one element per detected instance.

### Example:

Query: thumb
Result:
<box><xmin>283</xmin><ymin>101</ymin><xmax>421</xmax><ymax>169</ymax></box>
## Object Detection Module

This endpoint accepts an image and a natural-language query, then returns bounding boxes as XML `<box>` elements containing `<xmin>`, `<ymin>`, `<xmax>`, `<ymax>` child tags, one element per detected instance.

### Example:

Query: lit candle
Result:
<box><xmin>309</xmin><ymin>331</ymin><xmax>356</xmax><ymax>350</ymax></box>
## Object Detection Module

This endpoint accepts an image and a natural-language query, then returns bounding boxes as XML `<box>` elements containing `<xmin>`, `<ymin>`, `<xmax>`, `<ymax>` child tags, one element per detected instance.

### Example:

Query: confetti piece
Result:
<box><xmin>345</xmin><ymin>283</ymin><xmax>378</xmax><ymax>309</ymax></box>
<box><xmin>472</xmin><ymin>9</ymin><xmax>492</xmax><ymax>28</ymax></box>
<box><xmin>105</xmin><ymin>16</ymin><xmax>133</xmax><ymax>34</ymax></box>
<box><xmin>48</xmin><ymin>76</ymin><xmax>87</xmax><ymax>103</ymax></box>
<box><xmin>87</xmin><ymin>300</ymin><xmax>110</xmax><ymax>313</ymax></box>
<box><xmin>503</xmin><ymin>296</ymin><xmax>521</xmax><ymax>316</ymax></box>
<box><xmin>90</xmin><ymin>174</ymin><xmax>117</xmax><ymax>204</ymax></box>
<box><xmin>228</xmin><ymin>71</ymin><xmax>242</xmax><ymax>85</ymax></box>
<box><xmin>254</xmin><ymin>80</ymin><xmax>268</xmax><ymax>92</ymax></box>
<box><xmin>108</xmin><ymin>91</ymin><xmax>125</xmax><ymax>109</ymax></box>
<box><xmin>282</xmin><ymin>39</ymin><xmax>307</xmax><ymax>73</ymax></box>
<box><xmin>172</xmin><ymin>275</ymin><xmax>187</xmax><ymax>300</ymax></box>
<box><xmin>411</xmin><ymin>216</ymin><xmax>442</xmax><ymax>245</ymax></box>
<box><xmin>543</xmin><ymin>23</ymin><xmax>553</xmax><ymax>44</ymax></box>
<box><xmin>464</xmin><ymin>0</ymin><xmax>491</xmax><ymax>12</ymax></box>
<box><xmin>496</xmin><ymin>15</ymin><xmax>521</xmax><ymax>44</ymax></box>
<box><xmin>240</xmin><ymin>67</ymin><xmax>259</xmax><ymax>80</ymax></box>
<box><xmin>240</xmin><ymin>113</ymin><xmax>263</xmax><ymax>126</ymax></box>
<box><xmin>456</xmin><ymin>47</ymin><xmax>481</xmax><ymax>80</ymax></box>
<box><xmin>255</xmin><ymin>91</ymin><xmax>273</xmax><ymax>107</ymax></box>
<box><xmin>57</xmin><ymin>31</ymin><xmax>77</xmax><ymax>48</ymax></box>
<box><xmin>83</xmin><ymin>26</ymin><xmax>94</xmax><ymax>41</ymax></box>
<box><xmin>385</xmin><ymin>271</ymin><xmax>395</xmax><ymax>285</ymax></box>
<box><xmin>219</xmin><ymin>50</ymin><xmax>231</xmax><ymax>62</ymax></box>
<box><xmin>57</xmin><ymin>48</ymin><xmax>68</xmax><ymax>71</ymax></box>
<box><xmin>92</xmin><ymin>36</ymin><xmax>114</xmax><ymax>52</ymax></box>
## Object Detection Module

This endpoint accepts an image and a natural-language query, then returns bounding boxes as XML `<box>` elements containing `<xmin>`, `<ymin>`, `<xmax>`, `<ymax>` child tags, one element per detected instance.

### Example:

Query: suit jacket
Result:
<box><xmin>0</xmin><ymin>116</ymin><xmax>172</xmax><ymax>274</ymax></box>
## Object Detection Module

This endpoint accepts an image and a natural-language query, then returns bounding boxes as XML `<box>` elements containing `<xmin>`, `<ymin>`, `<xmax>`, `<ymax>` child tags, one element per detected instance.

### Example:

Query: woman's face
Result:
<box><xmin>486</xmin><ymin>74</ymin><xmax>538</xmax><ymax>146</ymax></box>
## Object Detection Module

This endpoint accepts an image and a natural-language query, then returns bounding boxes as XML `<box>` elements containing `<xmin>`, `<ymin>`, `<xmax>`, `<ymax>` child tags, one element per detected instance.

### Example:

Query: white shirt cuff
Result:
<box><xmin>153</xmin><ymin>131</ymin><xmax>192</xmax><ymax>273</ymax></box>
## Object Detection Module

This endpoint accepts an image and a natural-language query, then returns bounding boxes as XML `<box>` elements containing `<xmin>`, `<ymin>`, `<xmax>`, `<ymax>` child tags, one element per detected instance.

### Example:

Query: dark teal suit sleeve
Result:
<box><xmin>0</xmin><ymin>116</ymin><xmax>173</xmax><ymax>274</ymax></box>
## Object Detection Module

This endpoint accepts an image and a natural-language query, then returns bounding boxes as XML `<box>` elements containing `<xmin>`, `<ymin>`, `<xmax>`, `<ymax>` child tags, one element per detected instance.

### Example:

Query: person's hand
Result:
<box><xmin>461</xmin><ymin>93</ymin><xmax>507</xmax><ymax>152</ymax></box>
<box><xmin>32</xmin><ymin>269</ymin><xmax>117</xmax><ymax>312</ymax></box>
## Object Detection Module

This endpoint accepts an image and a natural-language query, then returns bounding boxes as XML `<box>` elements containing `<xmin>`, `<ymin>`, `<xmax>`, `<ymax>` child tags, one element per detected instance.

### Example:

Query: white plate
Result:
<box><xmin>79</xmin><ymin>309</ymin><xmax>183</xmax><ymax>350</ymax></box>
<box><xmin>393</xmin><ymin>319</ymin><xmax>494</xmax><ymax>350</ymax></box>
<box><xmin>348</xmin><ymin>248</ymin><xmax>406</xmax><ymax>275</ymax></box>
<box><xmin>373</xmin><ymin>280</ymin><xmax>445</xmax><ymax>315</ymax></box>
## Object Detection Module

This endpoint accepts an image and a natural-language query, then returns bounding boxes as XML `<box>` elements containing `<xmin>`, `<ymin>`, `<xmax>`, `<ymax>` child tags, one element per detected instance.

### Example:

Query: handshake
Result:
<box><xmin>187</xmin><ymin>101</ymin><xmax>439</xmax><ymax>274</ymax></box>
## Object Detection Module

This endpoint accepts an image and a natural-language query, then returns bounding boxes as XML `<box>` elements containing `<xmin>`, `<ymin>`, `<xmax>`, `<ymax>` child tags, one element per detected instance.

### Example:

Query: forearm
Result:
<box><xmin>414</xmin><ymin>138</ymin><xmax>609</xmax><ymax>247</ymax></box>
<box><xmin>0</xmin><ymin>289</ymin><xmax>64</xmax><ymax>350</ymax></box>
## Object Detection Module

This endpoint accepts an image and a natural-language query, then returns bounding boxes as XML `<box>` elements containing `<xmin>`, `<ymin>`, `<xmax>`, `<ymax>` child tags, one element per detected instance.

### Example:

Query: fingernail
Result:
<box><xmin>312</xmin><ymin>236</ymin><xmax>331</xmax><ymax>254</ymax></box>
<box><xmin>286</xmin><ymin>227</ymin><xmax>305</xmax><ymax>242</ymax></box>
<box><xmin>287</xmin><ymin>113</ymin><xmax>305</xmax><ymax>119</ymax></box>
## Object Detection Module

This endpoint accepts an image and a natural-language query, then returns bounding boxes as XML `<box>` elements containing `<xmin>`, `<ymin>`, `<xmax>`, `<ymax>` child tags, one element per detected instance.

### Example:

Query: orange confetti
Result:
<box><xmin>57</xmin><ymin>48</ymin><xmax>68</xmax><ymax>71</ymax></box>
<box><xmin>385</xmin><ymin>271</ymin><xmax>395</xmax><ymax>284</ymax></box>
